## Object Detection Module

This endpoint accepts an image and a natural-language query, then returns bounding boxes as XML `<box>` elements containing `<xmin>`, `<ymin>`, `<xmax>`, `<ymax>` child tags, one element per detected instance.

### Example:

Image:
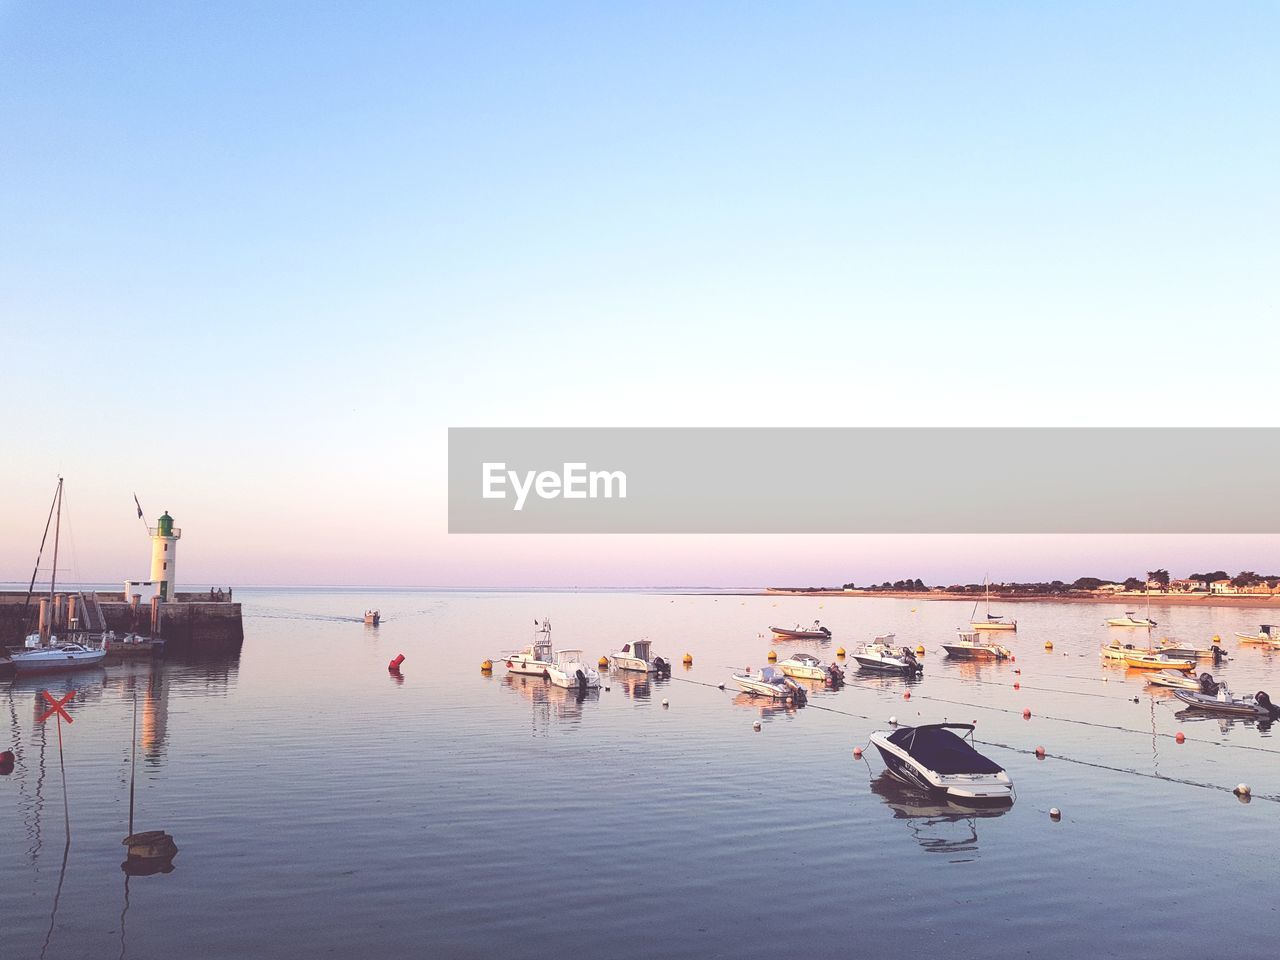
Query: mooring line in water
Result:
<box><xmin>892</xmin><ymin>693</ymin><xmax>1280</xmax><ymax>756</ymax></box>
<box><xmin>972</xmin><ymin>738</ymin><xmax>1280</xmax><ymax>804</ymax></box>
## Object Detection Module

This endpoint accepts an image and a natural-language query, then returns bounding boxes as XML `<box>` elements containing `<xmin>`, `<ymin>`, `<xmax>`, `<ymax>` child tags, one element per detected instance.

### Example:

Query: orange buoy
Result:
<box><xmin>1175</xmin><ymin>732</ymin><xmax>1185</xmax><ymax>744</ymax></box>
<box><xmin>767</xmin><ymin>650</ymin><xmax>778</xmax><ymax>661</ymax></box>
<box><xmin>480</xmin><ymin>659</ymin><xmax>492</xmax><ymax>673</ymax></box>
<box><xmin>598</xmin><ymin>656</ymin><xmax>609</xmax><ymax>668</ymax></box>
<box><xmin>683</xmin><ymin>653</ymin><xmax>693</xmax><ymax>665</ymax></box>
<box><xmin>389</xmin><ymin>654</ymin><xmax>406</xmax><ymax>671</ymax></box>
<box><xmin>836</xmin><ymin>647</ymin><xmax>846</xmax><ymax>657</ymax></box>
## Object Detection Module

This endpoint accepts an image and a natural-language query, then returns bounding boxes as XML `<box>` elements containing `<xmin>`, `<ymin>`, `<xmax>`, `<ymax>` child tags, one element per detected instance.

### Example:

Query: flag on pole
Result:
<box><xmin>133</xmin><ymin>493</ymin><xmax>144</xmax><ymax>520</ymax></box>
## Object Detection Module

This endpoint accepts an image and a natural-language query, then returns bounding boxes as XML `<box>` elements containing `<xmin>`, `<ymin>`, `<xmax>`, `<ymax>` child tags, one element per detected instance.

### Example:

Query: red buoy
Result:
<box><xmin>1013</xmin><ymin>681</ymin><xmax>1020</xmax><ymax>690</ymax></box>
<box><xmin>1022</xmin><ymin>708</ymin><xmax>1031</xmax><ymax>719</ymax></box>
<box><xmin>853</xmin><ymin>747</ymin><xmax>863</xmax><ymax>758</ymax></box>
<box><xmin>1175</xmin><ymin>732</ymin><xmax>1185</xmax><ymax>744</ymax></box>
<box><xmin>903</xmin><ymin>691</ymin><xmax>911</xmax><ymax>700</ymax></box>
<box><xmin>1035</xmin><ymin>745</ymin><xmax>1046</xmax><ymax>758</ymax></box>
<box><xmin>389</xmin><ymin>654</ymin><xmax>405</xmax><ymax>671</ymax></box>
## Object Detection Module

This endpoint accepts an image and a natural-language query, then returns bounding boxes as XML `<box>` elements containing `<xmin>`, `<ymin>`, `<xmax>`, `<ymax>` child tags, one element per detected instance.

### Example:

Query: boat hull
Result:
<box><xmin>869</xmin><ymin>733</ymin><xmax>1014</xmax><ymax>806</ymax></box>
<box><xmin>10</xmin><ymin>651</ymin><xmax>107</xmax><ymax>674</ymax></box>
<box><xmin>1173</xmin><ymin>690</ymin><xmax>1274</xmax><ymax>718</ymax></box>
<box><xmin>941</xmin><ymin>644</ymin><xmax>1006</xmax><ymax>660</ymax></box>
<box><xmin>971</xmin><ymin>622</ymin><xmax>1016</xmax><ymax>632</ymax></box>
<box><xmin>1123</xmin><ymin>654</ymin><xmax>1194</xmax><ymax>671</ymax></box>
<box><xmin>505</xmin><ymin>655</ymin><xmax>552</xmax><ymax>676</ymax></box>
<box><xmin>852</xmin><ymin>655</ymin><xmax>922</xmax><ymax>674</ymax></box>
<box><xmin>769</xmin><ymin>627</ymin><xmax>830</xmax><ymax>640</ymax></box>
<box><xmin>732</xmin><ymin>676</ymin><xmax>796</xmax><ymax>699</ymax></box>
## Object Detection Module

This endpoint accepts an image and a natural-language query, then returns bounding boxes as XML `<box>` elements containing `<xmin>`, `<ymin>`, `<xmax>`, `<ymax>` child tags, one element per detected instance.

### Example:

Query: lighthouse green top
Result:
<box><xmin>157</xmin><ymin>512</ymin><xmax>174</xmax><ymax>536</ymax></box>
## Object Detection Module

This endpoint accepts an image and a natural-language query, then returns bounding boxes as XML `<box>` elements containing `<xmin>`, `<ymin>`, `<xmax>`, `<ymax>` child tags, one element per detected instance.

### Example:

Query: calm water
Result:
<box><xmin>3</xmin><ymin>590</ymin><xmax>1279</xmax><ymax>959</ymax></box>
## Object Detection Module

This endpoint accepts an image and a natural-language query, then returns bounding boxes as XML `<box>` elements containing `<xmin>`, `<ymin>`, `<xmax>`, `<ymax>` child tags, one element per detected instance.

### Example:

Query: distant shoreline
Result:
<box><xmin>753</xmin><ymin>589</ymin><xmax>1280</xmax><ymax>609</ymax></box>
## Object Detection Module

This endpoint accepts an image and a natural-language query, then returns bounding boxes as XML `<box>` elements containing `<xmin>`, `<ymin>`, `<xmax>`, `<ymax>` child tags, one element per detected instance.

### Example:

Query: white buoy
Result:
<box><xmin>1235</xmin><ymin>783</ymin><xmax>1251</xmax><ymax>797</ymax></box>
<box><xmin>752</xmin><ymin>720</ymin><xmax>762</xmax><ymax>731</ymax></box>
<box><xmin>717</xmin><ymin>683</ymin><xmax>725</xmax><ymax>690</ymax></box>
<box><xmin>661</xmin><ymin>698</ymin><xmax>669</xmax><ymax>708</ymax></box>
<box><xmin>1050</xmin><ymin>807</ymin><xmax>1062</xmax><ymax>820</ymax></box>
<box><xmin>889</xmin><ymin>716</ymin><xmax>898</xmax><ymax>725</ymax></box>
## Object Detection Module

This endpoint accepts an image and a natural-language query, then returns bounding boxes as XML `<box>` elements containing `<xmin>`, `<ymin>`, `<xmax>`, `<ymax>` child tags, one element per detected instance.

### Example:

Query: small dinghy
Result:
<box><xmin>607</xmin><ymin>639</ymin><xmax>671</xmax><ymax>676</ymax></box>
<box><xmin>364</xmin><ymin>610</ymin><xmax>380</xmax><ymax>626</ymax></box>
<box><xmin>776</xmin><ymin>652</ymin><xmax>844</xmax><ymax>686</ymax></box>
<box><xmin>869</xmin><ymin>723</ymin><xmax>1013</xmax><ymax>805</ymax></box>
<box><xmin>1174</xmin><ymin>687</ymin><xmax>1280</xmax><ymax>720</ymax></box>
<box><xmin>769</xmin><ymin>621</ymin><xmax>832</xmax><ymax>640</ymax></box>
<box><xmin>1146</xmin><ymin>670</ymin><xmax>1201</xmax><ymax>690</ymax></box>
<box><xmin>852</xmin><ymin>634</ymin><xmax>923</xmax><ymax>675</ymax></box>
<box><xmin>732</xmin><ymin>665</ymin><xmax>807</xmax><ymax>702</ymax></box>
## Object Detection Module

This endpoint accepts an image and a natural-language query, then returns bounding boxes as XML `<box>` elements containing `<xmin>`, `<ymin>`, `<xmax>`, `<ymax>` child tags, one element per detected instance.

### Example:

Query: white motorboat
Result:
<box><xmin>731</xmin><ymin>665</ymin><xmax>807</xmax><ymax>702</ymax></box>
<box><xmin>941</xmin><ymin>630</ymin><xmax>1010</xmax><ymax>661</ymax></box>
<box><xmin>869</xmin><ymin>723</ymin><xmax>1014</xmax><ymax>805</ymax></box>
<box><xmin>1106</xmin><ymin>612</ymin><xmax>1157</xmax><ymax>628</ymax></box>
<box><xmin>546</xmin><ymin>649</ymin><xmax>601</xmax><ymax>689</ymax></box>
<box><xmin>1156</xmin><ymin>638</ymin><xmax>1223</xmax><ymax>661</ymax></box>
<box><xmin>9</xmin><ymin>638</ymin><xmax>106</xmax><ymax>675</ymax></box>
<box><xmin>776</xmin><ymin>652</ymin><xmax>844</xmax><ymax>686</ymax></box>
<box><xmin>502</xmin><ymin>619</ymin><xmax>555</xmax><ymax>676</ymax></box>
<box><xmin>607</xmin><ymin>639</ymin><xmax>671</xmax><ymax>676</ymax></box>
<box><xmin>851</xmin><ymin>634</ymin><xmax>923</xmax><ymax>675</ymax></box>
<box><xmin>1235</xmin><ymin>624</ymin><xmax>1279</xmax><ymax>645</ymax></box>
<box><xmin>970</xmin><ymin>580</ymin><xmax>1016</xmax><ymax>632</ymax></box>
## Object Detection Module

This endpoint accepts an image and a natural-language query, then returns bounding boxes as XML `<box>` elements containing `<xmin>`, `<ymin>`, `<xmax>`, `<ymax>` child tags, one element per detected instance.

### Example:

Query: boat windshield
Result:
<box><xmin>888</xmin><ymin>726</ymin><xmax>1003</xmax><ymax>775</ymax></box>
<box><xmin>760</xmin><ymin>666</ymin><xmax>785</xmax><ymax>682</ymax></box>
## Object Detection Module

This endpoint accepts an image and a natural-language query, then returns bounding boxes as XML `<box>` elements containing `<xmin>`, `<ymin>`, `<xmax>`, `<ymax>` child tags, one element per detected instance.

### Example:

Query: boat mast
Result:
<box><xmin>43</xmin><ymin>478</ymin><xmax>64</xmax><ymax>643</ymax></box>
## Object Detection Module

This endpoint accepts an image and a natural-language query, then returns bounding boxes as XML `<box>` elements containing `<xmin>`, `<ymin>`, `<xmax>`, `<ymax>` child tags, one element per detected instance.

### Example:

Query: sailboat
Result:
<box><xmin>969</xmin><ymin>580</ymin><xmax>1016</xmax><ymax>632</ymax></box>
<box><xmin>6</xmin><ymin>479</ymin><xmax>106</xmax><ymax>676</ymax></box>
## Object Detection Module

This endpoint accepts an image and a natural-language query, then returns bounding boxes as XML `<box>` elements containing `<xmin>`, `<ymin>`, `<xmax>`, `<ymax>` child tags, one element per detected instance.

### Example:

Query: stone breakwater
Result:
<box><xmin>0</xmin><ymin>591</ymin><xmax>244</xmax><ymax>650</ymax></box>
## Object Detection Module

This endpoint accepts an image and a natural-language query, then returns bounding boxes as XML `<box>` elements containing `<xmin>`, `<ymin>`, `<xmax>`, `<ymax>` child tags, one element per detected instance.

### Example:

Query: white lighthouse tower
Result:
<box><xmin>149</xmin><ymin>511</ymin><xmax>181</xmax><ymax>601</ymax></box>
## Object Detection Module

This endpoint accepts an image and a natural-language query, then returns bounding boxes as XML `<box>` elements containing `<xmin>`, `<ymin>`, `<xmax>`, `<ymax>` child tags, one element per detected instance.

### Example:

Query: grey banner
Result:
<box><xmin>448</xmin><ymin>428</ymin><xmax>1280</xmax><ymax>533</ymax></box>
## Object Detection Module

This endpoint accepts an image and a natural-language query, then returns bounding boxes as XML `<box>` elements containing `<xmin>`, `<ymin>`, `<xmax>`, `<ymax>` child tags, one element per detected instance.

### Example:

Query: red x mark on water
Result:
<box><xmin>38</xmin><ymin>690</ymin><xmax>75</xmax><ymax>724</ymax></box>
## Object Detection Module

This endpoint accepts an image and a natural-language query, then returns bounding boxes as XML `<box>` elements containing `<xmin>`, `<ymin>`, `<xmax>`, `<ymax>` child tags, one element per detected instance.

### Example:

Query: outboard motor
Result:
<box><xmin>654</xmin><ymin>656</ymin><xmax>671</xmax><ymax>678</ymax></box>
<box><xmin>788</xmin><ymin>680</ymin><xmax>807</xmax><ymax>706</ymax></box>
<box><xmin>1199</xmin><ymin>673</ymin><xmax>1220</xmax><ymax>695</ymax></box>
<box><xmin>1256</xmin><ymin>691</ymin><xmax>1280</xmax><ymax>720</ymax></box>
<box><xmin>1212</xmin><ymin>645</ymin><xmax>1227</xmax><ymax>664</ymax></box>
<box><xmin>826</xmin><ymin>663</ymin><xmax>844</xmax><ymax>687</ymax></box>
<box><xmin>575</xmin><ymin>669</ymin><xmax>588</xmax><ymax>689</ymax></box>
<box><xmin>902</xmin><ymin>648</ymin><xmax>921</xmax><ymax>674</ymax></box>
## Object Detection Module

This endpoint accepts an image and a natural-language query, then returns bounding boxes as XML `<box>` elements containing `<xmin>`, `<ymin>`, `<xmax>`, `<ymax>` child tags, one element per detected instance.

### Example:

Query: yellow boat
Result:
<box><xmin>1123</xmin><ymin>651</ymin><xmax>1195</xmax><ymax>671</ymax></box>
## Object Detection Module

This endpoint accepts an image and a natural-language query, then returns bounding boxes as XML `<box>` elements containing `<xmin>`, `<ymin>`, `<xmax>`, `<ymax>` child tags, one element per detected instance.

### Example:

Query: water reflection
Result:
<box><xmin>730</xmin><ymin>691</ymin><xmax>801</xmax><ymax>719</ymax></box>
<box><xmin>868</xmin><ymin>772</ymin><xmax>1010</xmax><ymax>861</ymax></box>
<box><xmin>502</xmin><ymin>673</ymin><xmax>600</xmax><ymax>730</ymax></box>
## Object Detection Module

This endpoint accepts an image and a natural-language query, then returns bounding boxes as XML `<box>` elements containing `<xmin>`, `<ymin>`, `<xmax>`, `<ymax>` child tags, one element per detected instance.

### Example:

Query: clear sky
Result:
<box><xmin>2</xmin><ymin>3</ymin><xmax>1276</xmax><ymax>587</ymax></box>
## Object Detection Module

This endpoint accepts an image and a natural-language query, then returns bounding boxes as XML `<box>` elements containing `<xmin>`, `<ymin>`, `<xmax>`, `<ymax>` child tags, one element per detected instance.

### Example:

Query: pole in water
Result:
<box><xmin>129</xmin><ymin>694</ymin><xmax>138</xmax><ymax>836</ymax></box>
<box><xmin>56</xmin><ymin>711</ymin><xmax>70</xmax><ymax>839</ymax></box>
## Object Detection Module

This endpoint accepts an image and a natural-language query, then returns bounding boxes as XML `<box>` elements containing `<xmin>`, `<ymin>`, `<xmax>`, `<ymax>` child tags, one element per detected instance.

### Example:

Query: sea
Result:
<box><xmin>3</xmin><ymin>588</ymin><xmax>1279</xmax><ymax>959</ymax></box>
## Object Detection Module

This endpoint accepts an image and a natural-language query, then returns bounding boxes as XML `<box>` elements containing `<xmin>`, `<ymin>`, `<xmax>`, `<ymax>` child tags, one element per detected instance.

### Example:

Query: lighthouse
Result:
<box><xmin>149</xmin><ymin>511</ymin><xmax>182</xmax><ymax>601</ymax></box>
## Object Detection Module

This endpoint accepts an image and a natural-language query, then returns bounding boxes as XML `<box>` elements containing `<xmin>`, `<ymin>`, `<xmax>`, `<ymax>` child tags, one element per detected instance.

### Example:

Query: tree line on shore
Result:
<box><xmin>771</xmin><ymin>569</ymin><xmax>1280</xmax><ymax>594</ymax></box>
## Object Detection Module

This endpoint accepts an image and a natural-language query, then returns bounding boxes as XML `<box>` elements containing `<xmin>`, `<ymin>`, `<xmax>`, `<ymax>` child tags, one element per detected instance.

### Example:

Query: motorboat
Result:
<box><xmin>8</xmin><ymin>638</ymin><xmax>106</xmax><ymax>675</ymax></box>
<box><xmin>364</xmin><ymin>610</ymin><xmax>380</xmax><ymax>626</ymax></box>
<box><xmin>607</xmin><ymin>639</ymin><xmax>671</xmax><ymax>676</ymax></box>
<box><xmin>1146</xmin><ymin>670</ymin><xmax>1201</xmax><ymax>690</ymax></box>
<box><xmin>852</xmin><ymin>634</ymin><xmax>923</xmax><ymax>675</ymax></box>
<box><xmin>776</xmin><ymin>652</ymin><xmax>844</xmax><ymax>686</ymax></box>
<box><xmin>731</xmin><ymin>665</ymin><xmax>807</xmax><ymax>702</ymax></box>
<box><xmin>941</xmin><ymin>630</ymin><xmax>1010</xmax><ymax>661</ymax></box>
<box><xmin>1101</xmin><ymin>638</ymin><xmax>1137</xmax><ymax>661</ymax></box>
<box><xmin>1106</xmin><ymin>612</ymin><xmax>1158</xmax><ymax>628</ymax></box>
<box><xmin>769</xmin><ymin>621</ymin><xmax>831</xmax><ymax>640</ymax></box>
<box><xmin>1123</xmin><ymin>650</ymin><xmax>1195</xmax><ymax>671</ymax></box>
<box><xmin>545</xmin><ymin>649</ymin><xmax>601</xmax><ymax>690</ymax></box>
<box><xmin>969</xmin><ymin>581</ymin><xmax>1016</xmax><ymax>632</ymax></box>
<box><xmin>869</xmin><ymin>723</ymin><xmax>1014</xmax><ymax>805</ymax></box>
<box><xmin>502</xmin><ymin>619</ymin><xmax>555</xmax><ymax>676</ymax></box>
<box><xmin>1173</xmin><ymin>687</ymin><xmax>1280</xmax><ymax>720</ymax></box>
<box><xmin>1235</xmin><ymin>625</ymin><xmax>1279</xmax><ymax>645</ymax></box>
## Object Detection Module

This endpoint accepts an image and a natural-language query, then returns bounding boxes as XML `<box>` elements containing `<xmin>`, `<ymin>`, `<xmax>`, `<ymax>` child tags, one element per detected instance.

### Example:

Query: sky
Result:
<box><xmin>2</xmin><ymin>3</ymin><xmax>1277</xmax><ymax>587</ymax></box>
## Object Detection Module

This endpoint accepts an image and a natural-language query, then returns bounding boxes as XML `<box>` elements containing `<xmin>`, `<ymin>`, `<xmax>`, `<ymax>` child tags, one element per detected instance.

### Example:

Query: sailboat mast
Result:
<box><xmin>44</xmin><ymin>478</ymin><xmax>63</xmax><ymax>641</ymax></box>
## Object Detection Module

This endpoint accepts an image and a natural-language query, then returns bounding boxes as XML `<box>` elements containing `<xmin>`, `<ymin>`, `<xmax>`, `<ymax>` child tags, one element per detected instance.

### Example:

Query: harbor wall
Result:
<box><xmin>0</xmin><ymin>591</ymin><xmax>244</xmax><ymax>650</ymax></box>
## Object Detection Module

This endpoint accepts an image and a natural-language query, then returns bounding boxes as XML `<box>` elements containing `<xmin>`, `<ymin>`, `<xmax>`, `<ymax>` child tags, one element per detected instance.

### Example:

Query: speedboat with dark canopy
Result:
<box><xmin>869</xmin><ymin>723</ymin><xmax>1014</xmax><ymax>805</ymax></box>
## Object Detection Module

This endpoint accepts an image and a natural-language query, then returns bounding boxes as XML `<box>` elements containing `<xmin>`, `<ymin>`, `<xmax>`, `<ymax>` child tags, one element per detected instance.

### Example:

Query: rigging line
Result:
<box><xmin>973</xmin><ymin>737</ymin><xmax>1280</xmax><ymax>805</ymax></box>
<box><xmin>894</xmin><ymin>692</ymin><xmax>1280</xmax><ymax>755</ymax></box>
<box><xmin>22</xmin><ymin>480</ymin><xmax>61</xmax><ymax>622</ymax></box>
